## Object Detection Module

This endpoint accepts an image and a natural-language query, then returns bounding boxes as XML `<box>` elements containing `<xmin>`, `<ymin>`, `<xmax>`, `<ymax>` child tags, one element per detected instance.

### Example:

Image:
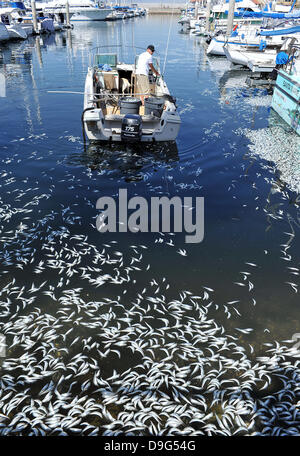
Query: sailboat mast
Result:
<box><xmin>226</xmin><ymin>0</ymin><xmax>235</xmax><ymax>36</ymax></box>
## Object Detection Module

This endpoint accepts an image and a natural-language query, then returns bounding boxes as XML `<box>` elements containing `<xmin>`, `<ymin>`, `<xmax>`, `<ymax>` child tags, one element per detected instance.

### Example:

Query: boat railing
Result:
<box><xmin>283</xmin><ymin>43</ymin><xmax>300</xmax><ymax>74</ymax></box>
<box><xmin>89</xmin><ymin>45</ymin><xmax>145</xmax><ymax>67</ymax></box>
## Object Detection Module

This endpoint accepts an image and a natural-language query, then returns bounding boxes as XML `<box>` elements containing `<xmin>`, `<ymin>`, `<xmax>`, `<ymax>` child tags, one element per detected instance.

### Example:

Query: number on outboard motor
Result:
<box><xmin>121</xmin><ymin>114</ymin><xmax>142</xmax><ymax>142</ymax></box>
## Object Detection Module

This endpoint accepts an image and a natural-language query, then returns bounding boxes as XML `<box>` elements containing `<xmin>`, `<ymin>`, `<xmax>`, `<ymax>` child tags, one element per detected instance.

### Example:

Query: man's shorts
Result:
<box><xmin>136</xmin><ymin>74</ymin><xmax>150</xmax><ymax>96</ymax></box>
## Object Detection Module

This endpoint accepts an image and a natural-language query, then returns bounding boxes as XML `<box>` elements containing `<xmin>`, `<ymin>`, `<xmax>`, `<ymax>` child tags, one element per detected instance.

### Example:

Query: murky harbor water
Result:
<box><xmin>0</xmin><ymin>15</ymin><xmax>300</xmax><ymax>436</ymax></box>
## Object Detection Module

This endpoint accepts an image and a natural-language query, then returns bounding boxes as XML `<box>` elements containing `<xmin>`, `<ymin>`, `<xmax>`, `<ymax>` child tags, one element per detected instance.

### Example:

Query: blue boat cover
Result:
<box><xmin>9</xmin><ymin>1</ymin><xmax>26</xmax><ymax>9</ymax></box>
<box><xmin>276</xmin><ymin>51</ymin><xmax>289</xmax><ymax>65</ymax></box>
<box><xmin>232</xmin><ymin>10</ymin><xmax>300</xmax><ymax>19</ymax></box>
<box><xmin>260</xmin><ymin>25</ymin><xmax>300</xmax><ymax>36</ymax></box>
<box><xmin>0</xmin><ymin>0</ymin><xmax>26</xmax><ymax>7</ymax></box>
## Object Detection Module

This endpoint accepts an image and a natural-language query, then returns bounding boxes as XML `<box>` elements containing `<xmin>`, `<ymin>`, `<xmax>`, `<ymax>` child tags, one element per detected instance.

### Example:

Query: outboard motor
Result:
<box><xmin>121</xmin><ymin>114</ymin><xmax>142</xmax><ymax>142</ymax></box>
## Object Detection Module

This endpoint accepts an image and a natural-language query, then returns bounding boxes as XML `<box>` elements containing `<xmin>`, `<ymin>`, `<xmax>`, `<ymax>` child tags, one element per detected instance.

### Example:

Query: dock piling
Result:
<box><xmin>66</xmin><ymin>1</ymin><xmax>71</xmax><ymax>28</ymax></box>
<box><xmin>31</xmin><ymin>0</ymin><xmax>39</xmax><ymax>35</ymax></box>
<box><xmin>205</xmin><ymin>0</ymin><xmax>211</xmax><ymax>32</ymax></box>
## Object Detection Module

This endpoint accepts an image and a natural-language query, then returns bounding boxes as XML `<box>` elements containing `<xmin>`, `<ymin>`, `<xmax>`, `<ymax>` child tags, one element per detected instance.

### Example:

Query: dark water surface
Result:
<box><xmin>0</xmin><ymin>16</ymin><xmax>300</xmax><ymax>436</ymax></box>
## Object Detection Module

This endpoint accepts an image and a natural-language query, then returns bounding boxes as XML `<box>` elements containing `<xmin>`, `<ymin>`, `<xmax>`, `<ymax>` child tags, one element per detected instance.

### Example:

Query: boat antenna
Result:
<box><xmin>162</xmin><ymin>0</ymin><xmax>175</xmax><ymax>77</ymax></box>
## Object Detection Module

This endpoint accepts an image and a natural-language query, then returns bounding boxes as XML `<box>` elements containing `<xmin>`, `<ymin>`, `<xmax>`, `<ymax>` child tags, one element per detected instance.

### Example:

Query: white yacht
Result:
<box><xmin>43</xmin><ymin>0</ymin><xmax>111</xmax><ymax>21</ymax></box>
<box><xmin>39</xmin><ymin>1</ymin><xmax>73</xmax><ymax>26</ymax></box>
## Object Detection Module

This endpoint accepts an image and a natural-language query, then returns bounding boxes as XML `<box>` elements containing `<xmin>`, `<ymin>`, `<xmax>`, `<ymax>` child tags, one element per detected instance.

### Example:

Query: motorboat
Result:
<box><xmin>224</xmin><ymin>44</ymin><xmax>278</xmax><ymax>67</ymax></box>
<box><xmin>0</xmin><ymin>1</ymin><xmax>31</xmax><ymax>37</ymax></box>
<box><xmin>4</xmin><ymin>1</ymin><xmax>55</xmax><ymax>35</ymax></box>
<box><xmin>178</xmin><ymin>9</ymin><xmax>207</xmax><ymax>32</ymax></box>
<box><xmin>111</xmin><ymin>6</ymin><xmax>135</xmax><ymax>20</ymax></box>
<box><xmin>224</xmin><ymin>36</ymin><xmax>298</xmax><ymax>71</ymax></box>
<box><xmin>40</xmin><ymin>1</ymin><xmax>74</xmax><ymax>27</ymax></box>
<box><xmin>189</xmin><ymin>10</ymin><xmax>206</xmax><ymax>29</ymax></box>
<box><xmin>207</xmin><ymin>23</ymin><xmax>300</xmax><ymax>56</ymax></box>
<box><xmin>224</xmin><ymin>42</ymin><xmax>275</xmax><ymax>65</ymax></box>
<box><xmin>178</xmin><ymin>5</ymin><xmax>196</xmax><ymax>31</ymax></box>
<box><xmin>191</xmin><ymin>20</ymin><xmax>206</xmax><ymax>36</ymax></box>
<box><xmin>67</xmin><ymin>0</ymin><xmax>111</xmax><ymax>21</ymax></box>
<box><xmin>42</xmin><ymin>0</ymin><xmax>111</xmax><ymax>22</ymax></box>
<box><xmin>1</xmin><ymin>17</ymin><xmax>27</xmax><ymax>39</ymax></box>
<box><xmin>105</xmin><ymin>6</ymin><xmax>118</xmax><ymax>21</ymax></box>
<box><xmin>211</xmin><ymin>0</ymin><xmax>262</xmax><ymax>27</ymax></box>
<box><xmin>34</xmin><ymin>4</ymin><xmax>64</xmax><ymax>31</ymax></box>
<box><xmin>82</xmin><ymin>47</ymin><xmax>181</xmax><ymax>142</ymax></box>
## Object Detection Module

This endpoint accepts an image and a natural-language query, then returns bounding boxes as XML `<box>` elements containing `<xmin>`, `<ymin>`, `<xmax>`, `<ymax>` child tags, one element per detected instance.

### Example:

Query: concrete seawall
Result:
<box><xmin>147</xmin><ymin>7</ymin><xmax>182</xmax><ymax>14</ymax></box>
<box><xmin>143</xmin><ymin>3</ymin><xmax>184</xmax><ymax>14</ymax></box>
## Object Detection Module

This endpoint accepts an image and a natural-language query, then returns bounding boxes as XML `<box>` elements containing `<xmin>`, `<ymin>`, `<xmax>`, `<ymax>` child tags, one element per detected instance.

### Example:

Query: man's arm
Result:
<box><xmin>149</xmin><ymin>63</ymin><xmax>160</xmax><ymax>76</ymax></box>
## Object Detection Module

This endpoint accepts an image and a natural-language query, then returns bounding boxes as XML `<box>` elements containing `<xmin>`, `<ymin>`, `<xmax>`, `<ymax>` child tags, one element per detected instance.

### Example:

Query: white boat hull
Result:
<box><xmin>84</xmin><ymin>113</ymin><xmax>181</xmax><ymax>142</ymax></box>
<box><xmin>247</xmin><ymin>54</ymin><xmax>277</xmax><ymax>72</ymax></box>
<box><xmin>207</xmin><ymin>38</ymin><xmax>227</xmax><ymax>56</ymax></box>
<box><xmin>224</xmin><ymin>44</ymin><xmax>277</xmax><ymax>69</ymax></box>
<box><xmin>224</xmin><ymin>44</ymin><xmax>250</xmax><ymax>65</ymax></box>
<box><xmin>6</xmin><ymin>24</ymin><xmax>27</xmax><ymax>40</ymax></box>
<box><xmin>70</xmin><ymin>8</ymin><xmax>111</xmax><ymax>21</ymax></box>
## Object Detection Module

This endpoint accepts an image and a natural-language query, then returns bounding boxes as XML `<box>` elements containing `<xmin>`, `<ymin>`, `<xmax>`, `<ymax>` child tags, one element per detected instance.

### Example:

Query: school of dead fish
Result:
<box><xmin>0</xmin><ymin>147</ymin><xmax>299</xmax><ymax>437</ymax></box>
<box><xmin>0</xmin><ymin>35</ymin><xmax>300</xmax><ymax>437</ymax></box>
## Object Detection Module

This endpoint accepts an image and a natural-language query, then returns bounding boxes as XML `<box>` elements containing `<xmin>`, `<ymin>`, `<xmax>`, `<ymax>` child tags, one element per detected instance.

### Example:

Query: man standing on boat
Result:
<box><xmin>136</xmin><ymin>45</ymin><xmax>160</xmax><ymax>105</ymax></box>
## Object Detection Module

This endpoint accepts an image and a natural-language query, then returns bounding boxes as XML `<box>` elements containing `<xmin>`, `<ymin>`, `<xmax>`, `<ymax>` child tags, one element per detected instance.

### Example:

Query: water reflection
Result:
<box><xmin>69</xmin><ymin>141</ymin><xmax>179</xmax><ymax>182</ymax></box>
<box><xmin>0</xmin><ymin>40</ymin><xmax>33</xmax><ymax>65</ymax></box>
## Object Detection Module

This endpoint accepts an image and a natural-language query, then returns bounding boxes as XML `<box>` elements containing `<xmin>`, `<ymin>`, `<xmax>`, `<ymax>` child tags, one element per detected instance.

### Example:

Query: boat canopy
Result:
<box><xmin>259</xmin><ymin>25</ymin><xmax>300</xmax><ymax>36</ymax></box>
<box><xmin>232</xmin><ymin>9</ymin><xmax>300</xmax><ymax>19</ymax></box>
<box><xmin>0</xmin><ymin>1</ymin><xmax>26</xmax><ymax>8</ymax></box>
